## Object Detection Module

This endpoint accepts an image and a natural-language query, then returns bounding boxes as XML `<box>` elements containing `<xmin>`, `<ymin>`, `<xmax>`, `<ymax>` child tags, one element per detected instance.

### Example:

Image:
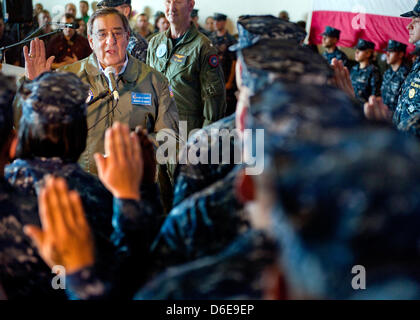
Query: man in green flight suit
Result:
<box><xmin>20</xmin><ymin>8</ymin><xmax>179</xmax><ymax>175</ymax></box>
<box><xmin>147</xmin><ymin>0</ymin><xmax>227</xmax><ymax>137</ymax></box>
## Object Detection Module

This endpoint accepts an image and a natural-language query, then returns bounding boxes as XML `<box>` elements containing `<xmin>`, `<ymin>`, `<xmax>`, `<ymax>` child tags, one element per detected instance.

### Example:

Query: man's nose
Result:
<box><xmin>106</xmin><ymin>33</ymin><xmax>117</xmax><ymax>45</ymax></box>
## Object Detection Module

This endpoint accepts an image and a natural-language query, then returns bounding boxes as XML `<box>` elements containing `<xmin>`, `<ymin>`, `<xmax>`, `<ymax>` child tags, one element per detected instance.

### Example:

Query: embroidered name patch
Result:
<box><xmin>131</xmin><ymin>92</ymin><xmax>152</xmax><ymax>106</ymax></box>
<box><xmin>171</xmin><ymin>54</ymin><xmax>187</xmax><ymax>64</ymax></box>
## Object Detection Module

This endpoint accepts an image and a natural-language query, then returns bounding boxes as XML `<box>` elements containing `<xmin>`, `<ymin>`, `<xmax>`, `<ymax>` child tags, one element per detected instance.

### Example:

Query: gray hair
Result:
<box><xmin>87</xmin><ymin>7</ymin><xmax>130</xmax><ymax>36</ymax></box>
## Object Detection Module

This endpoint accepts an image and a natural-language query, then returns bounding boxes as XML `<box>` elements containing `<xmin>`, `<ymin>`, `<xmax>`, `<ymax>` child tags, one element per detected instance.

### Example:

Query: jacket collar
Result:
<box><xmin>85</xmin><ymin>53</ymin><xmax>139</xmax><ymax>83</ymax></box>
<box><xmin>164</xmin><ymin>22</ymin><xmax>199</xmax><ymax>48</ymax></box>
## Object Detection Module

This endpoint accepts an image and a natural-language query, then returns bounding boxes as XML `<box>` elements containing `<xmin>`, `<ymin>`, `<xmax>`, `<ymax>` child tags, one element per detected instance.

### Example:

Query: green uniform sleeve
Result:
<box><xmin>200</xmin><ymin>45</ymin><xmax>227</xmax><ymax>127</ymax></box>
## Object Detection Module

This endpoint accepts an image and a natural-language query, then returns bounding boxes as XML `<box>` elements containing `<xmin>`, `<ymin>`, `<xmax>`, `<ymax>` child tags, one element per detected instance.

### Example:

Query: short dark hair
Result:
<box><xmin>87</xmin><ymin>7</ymin><xmax>130</xmax><ymax>36</ymax></box>
<box><xmin>16</xmin><ymin>115</ymin><xmax>87</xmax><ymax>162</ymax></box>
<box><xmin>80</xmin><ymin>0</ymin><xmax>89</xmax><ymax>5</ymax></box>
<box><xmin>62</xmin><ymin>13</ymin><xmax>76</xmax><ymax>21</ymax></box>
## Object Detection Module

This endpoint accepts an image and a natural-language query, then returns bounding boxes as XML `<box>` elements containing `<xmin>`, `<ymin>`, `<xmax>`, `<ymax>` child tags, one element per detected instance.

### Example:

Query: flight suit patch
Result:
<box><xmin>156</xmin><ymin>44</ymin><xmax>167</xmax><ymax>58</ymax></box>
<box><xmin>171</xmin><ymin>54</ymin><xmax>187</xmax><ymax>64</ymax></box>
<box><xmin>132</xmin><ymin>92</ymin><xmax>152</xmax><ymax>106</ymax></box>
<box><xmin>209</xmin><ymin>55</ymin><xmax>219</xmax><ymax>68</ymax></box>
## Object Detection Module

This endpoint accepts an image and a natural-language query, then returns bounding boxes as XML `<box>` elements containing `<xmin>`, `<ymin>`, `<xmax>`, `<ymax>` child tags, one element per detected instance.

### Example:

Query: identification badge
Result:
<box><xmin>156</xmin><ymin>44</ymin><xmax>167</xmax><ymax>58</ymax></box>
<box><xmin>171</xmin><ymin>54</ymin><xmax>187</xmax><ymax>64</ymax></box>
<box><xmin>132</xmin><ymin>92</ymin><xmax>152</xmax><ymax>106</ymax></box>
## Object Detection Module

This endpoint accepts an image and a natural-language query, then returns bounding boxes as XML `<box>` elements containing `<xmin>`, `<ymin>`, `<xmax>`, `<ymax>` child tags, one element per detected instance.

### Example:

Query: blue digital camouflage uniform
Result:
<box><xmin>0</xmin><ymin>73</ymin><xmax>66</xmax><ymax>300</ymax></box>
<box><xmin>381</xmin><ymin>40</ymin><xmax>409</xmax><ymax>112</ymax></box>
<box><xmin>321</xmin><ymin>26</ymin><xmax>349</xmax><ymax>68</ymax></box>
<box><xmin>381</xmin><ymin>63</ymin><xmax>410</xmax><ymax>112</ymax></box>
<box><xmin>247</xmin><ymin>81</ymin><xmax>420</xmax><ymax>299</ymax></box>
<box><xmin>152</xmin><ymin>16</ymin><xmax>335</xmax><ymax>272</ymax></box>
<box><xmin>350</xmin><ymin>63</ymin><xmax>382</xmax><ymax>105</ymax></box>
<box><xmin>3</xmin><ymin>72</ymin><xmax>163</xmax><ymax>299</ymax></box>
<box><xmin>135</xmin><ymin>230</ymin><xmax>278</xmax><ymax>300</ymax></box>
<box><xmin>393</xmin><ymin>57</ymin><xmax>420</xmax><ymax>129</ymax></box>
<box><xmin>127</xmin><ymin>29</ymin><xmax>148</xmax><ymax>63</ymax></box>
<box><xmin>322</xmin><ymin>48</ymin><xmax>349</xmax><ymax>67</ymax></box>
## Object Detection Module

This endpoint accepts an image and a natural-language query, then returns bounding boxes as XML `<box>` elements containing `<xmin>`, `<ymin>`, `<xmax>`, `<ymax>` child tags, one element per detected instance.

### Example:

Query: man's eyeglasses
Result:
<box><xmin>93</xmin><ymin>30</ymin><xmax>127</xmax><ymax>41</ymax></box>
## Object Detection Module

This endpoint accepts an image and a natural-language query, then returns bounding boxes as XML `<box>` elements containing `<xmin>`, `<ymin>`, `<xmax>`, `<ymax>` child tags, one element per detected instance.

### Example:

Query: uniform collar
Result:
<box><xmin>164</xmin><ymin>22</ymin><xmax>198</xmax><ymax>47</ymax></box>
<box><xmin>85</xmin><ymin>53</ymin><xmax>138</xmax><ymax>83</ymax></box>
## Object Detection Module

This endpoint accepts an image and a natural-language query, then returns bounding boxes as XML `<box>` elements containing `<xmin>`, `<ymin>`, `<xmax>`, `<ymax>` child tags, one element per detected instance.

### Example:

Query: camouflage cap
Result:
<box><xmin>321</xmin><ymin>26</ymin><xmax>341</xmax><ymax>39</ymax></box>
<box><xmin>97</xmin><ymin>0</ymin><xmax>130</xmax><ymax>8</ymax></box>
<box><xmin>0</xmin><ymin>73</ymin><xmax>16</xmax><ymax>129</ymax></box>
<box><xmin>355</xmin><ymin>38</ymin><xmax>375</xmax><ymax>50</ymax></box>
<box><xmin>386</xmin><ymin>39</ymin><xmax>407</xmax><ymax>53</ymax></box>
<box><xmin>401</xmin><ymin>0</ymin><xmax>420</xmax><ymax>17</ymax></box>
<box><xmin>239</xmin><ymin>39</ymin><xmax>333</xmax><ymax>94</ymax></box>
<box><xmin>229</xmin><ymin>15</ymin><xmax>307</xmax><ymax>52</ymax></box>
<box><xmin>20</xmin><ymin>72</ymin><xmax>89</xmax><ymax>125</ymax></box>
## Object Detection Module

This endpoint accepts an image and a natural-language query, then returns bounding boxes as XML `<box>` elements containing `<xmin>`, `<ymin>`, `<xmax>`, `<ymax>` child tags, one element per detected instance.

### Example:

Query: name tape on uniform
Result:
<box><xmin>132</xmin><ymin>92</ymin><xmax>152</xmax><ymax>106</ymax></box>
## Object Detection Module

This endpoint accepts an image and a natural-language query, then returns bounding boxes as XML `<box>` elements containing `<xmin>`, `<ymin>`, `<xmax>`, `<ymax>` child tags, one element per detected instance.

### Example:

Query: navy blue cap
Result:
<box><xmin>97</xmin><ymin>0</ymin><xmax>131</xmax><ymax>8</ymax></box>
<box><xmin>356</xmin><ymin>38</ymin><xmax>375</xmax><ymax>50</ymax></box>
<box><xmin>213</xmin><ymin>13</ymin><xmax>227</xmax><ymax>21</ymax></box>
<box><xmin>401</xmin><ymin>0</ymin><xmax>420</xmax><ymax>17</ymax></box>
<box><xmin>20</xmin><ymin>72</ymin><xmax>89</xmax><ymax>125</ymax></box>
<box><xmin>229</xmin><ymin>15</ymin><xmax>307</xmax><ymax>52</ymax></box>
<box><xmin>386</xmin><ymin>39</ymin><xmax>407</xmax><ymax>52</ymax></box>
<box><xmin>321</xmin><ymin>26</ymin><xmax>341</xmax><ymax>39</ymax></box>
<box><xmin>191</xmin><ymin>9</ymin><xmax>199</xmax><ymax>18</ymax></box>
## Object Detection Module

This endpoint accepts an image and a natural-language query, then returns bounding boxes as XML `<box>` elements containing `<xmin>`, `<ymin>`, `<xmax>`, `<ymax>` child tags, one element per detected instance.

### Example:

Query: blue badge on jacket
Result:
<box><xmin>131</xmin><ymin>92</ymin><xmax>152</xmax><ymax>106</ymax></box>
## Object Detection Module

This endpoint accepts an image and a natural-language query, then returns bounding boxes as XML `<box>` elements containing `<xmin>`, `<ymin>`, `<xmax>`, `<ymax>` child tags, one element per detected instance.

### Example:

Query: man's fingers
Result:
<box><xmin>23</xmin><ymin>46</ymin><xmax>29</xmax><ymax>61</ymax></box>
<box><xmin>38</xmin><ymin>183</ymin><xmax>53</xmax><ymax>233</ymax></box>
<box><xmin>55</xmin><ymin>178</ymin><xmax>77</xmax><ymax>230</ymax></box>
<box><xmin>45</xmin><ymin>176</ymin><xmax>67</xmax><ymax>237</ymax></box>
<box><xmin>46</xmin><ymin>56</ymin><xmax>55</xmax><ymax>70</ymax></box>
<box><xmin>68</xmin><ymin>191</ymin><xmax>88</xmax><ymax>230</ymax></box>
<box><xmin>94</xmin><ymin>153</ymin><xmax>106</xmax><ymax>178</ymax></box>
<box><xmin>104</xmin><ymin>127</ymin><xmax>112</xmax><ymax>157</ymax></box>
<box><xmin>130</xmin><ymin>132</ymin><xmax>142</xmax><ymax>168</ymax></box>
<box><xmin>23</xmin><ymin>225</ymin><xmax>45</xmax><ymax>251</ymax></box>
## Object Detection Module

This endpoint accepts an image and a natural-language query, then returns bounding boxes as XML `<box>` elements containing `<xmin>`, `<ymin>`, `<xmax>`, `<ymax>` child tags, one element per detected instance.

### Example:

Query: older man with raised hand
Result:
<box><xmin>147</xmin><ymin>0</ymin><xmax>226</xmax><ymax>136</ymax></box>
<box><xmin>97</xmin><ymin>0</ymin><xmax>148</xmax><ymax>63</ymax></box>
<box><xmin>21</xmin><ymin>8</ymin><xmax>179</xmax><ymax>176</ymax></box>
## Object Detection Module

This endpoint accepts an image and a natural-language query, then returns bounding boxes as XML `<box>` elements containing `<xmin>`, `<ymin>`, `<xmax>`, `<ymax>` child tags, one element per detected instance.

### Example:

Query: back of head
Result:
<box><xmin>16</xmin><ymin>72</ymin><xmax>89</xmax><ymax>162</ymax></box>
<box><xmin>248</xmin><ymin>81</ymin><xmax>420</xmax><ymax>299</ymax></box>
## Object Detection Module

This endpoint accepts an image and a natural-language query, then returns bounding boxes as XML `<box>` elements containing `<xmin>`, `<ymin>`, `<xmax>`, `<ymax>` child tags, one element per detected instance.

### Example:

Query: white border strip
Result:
<box><xmin>313</xmin><ymin>0</ymin><xmax>417</xmax><ymax>17</ymax></box>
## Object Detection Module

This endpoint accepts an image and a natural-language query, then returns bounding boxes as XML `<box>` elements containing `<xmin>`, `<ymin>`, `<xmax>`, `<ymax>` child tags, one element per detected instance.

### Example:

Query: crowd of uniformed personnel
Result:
<box><xmin>1</xmin><ymin>0</ymin><xmax>420</xmax><ymax>300</ymax></box>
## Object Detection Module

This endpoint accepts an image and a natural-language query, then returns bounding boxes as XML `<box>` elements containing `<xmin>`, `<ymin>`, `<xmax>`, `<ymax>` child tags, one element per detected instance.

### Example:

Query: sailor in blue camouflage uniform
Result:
<box><xmin>152</xmin><ymin>16</ymin><xmax>316</xmax><ymax>269</ymax></box>
<box><xmin>134</xmin><ymin>80</ymin><xmax>368</xmax><ymax>300</ymax></box>
<box><xmin>381</xmin><ymin>40</ymin><xmax>410</xmax><ymax>112</ymax></box>
<box><xmin>97</xmin><ymin>0</ymin><xmax>148</xmax><ymax>63</ymax></box>
<box><xmin>249</xmin><ymin>85</ymin><xmax>420</xmax><ymax>299</ymax></box>
<box><xmin>5</xmin><ymin>72</ymin><xmax>163</xmax><ymax>297</ymax></box>
<box><xmin>321</xmin><ymin>26</ymin><xmax>349</xmax><ymax>68</ymax></box>
<box><xmin>0</xmin><ymin>73</ymin><xmax>64</xmax><ymax>300</ymax></box>
<box><xmin>393</xmin><ymin>2</ymin><xmax>420</xmax><ymax>130</ymax></box>
<box><xmin>350</xmin><ymin>38</ymin><xmax>382</xmax><ymax>105</ymax></box>
<box><xmin>149</xmin><ymin>16</ymin><xmax>334</xmax><ymax>274</ymax></box>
